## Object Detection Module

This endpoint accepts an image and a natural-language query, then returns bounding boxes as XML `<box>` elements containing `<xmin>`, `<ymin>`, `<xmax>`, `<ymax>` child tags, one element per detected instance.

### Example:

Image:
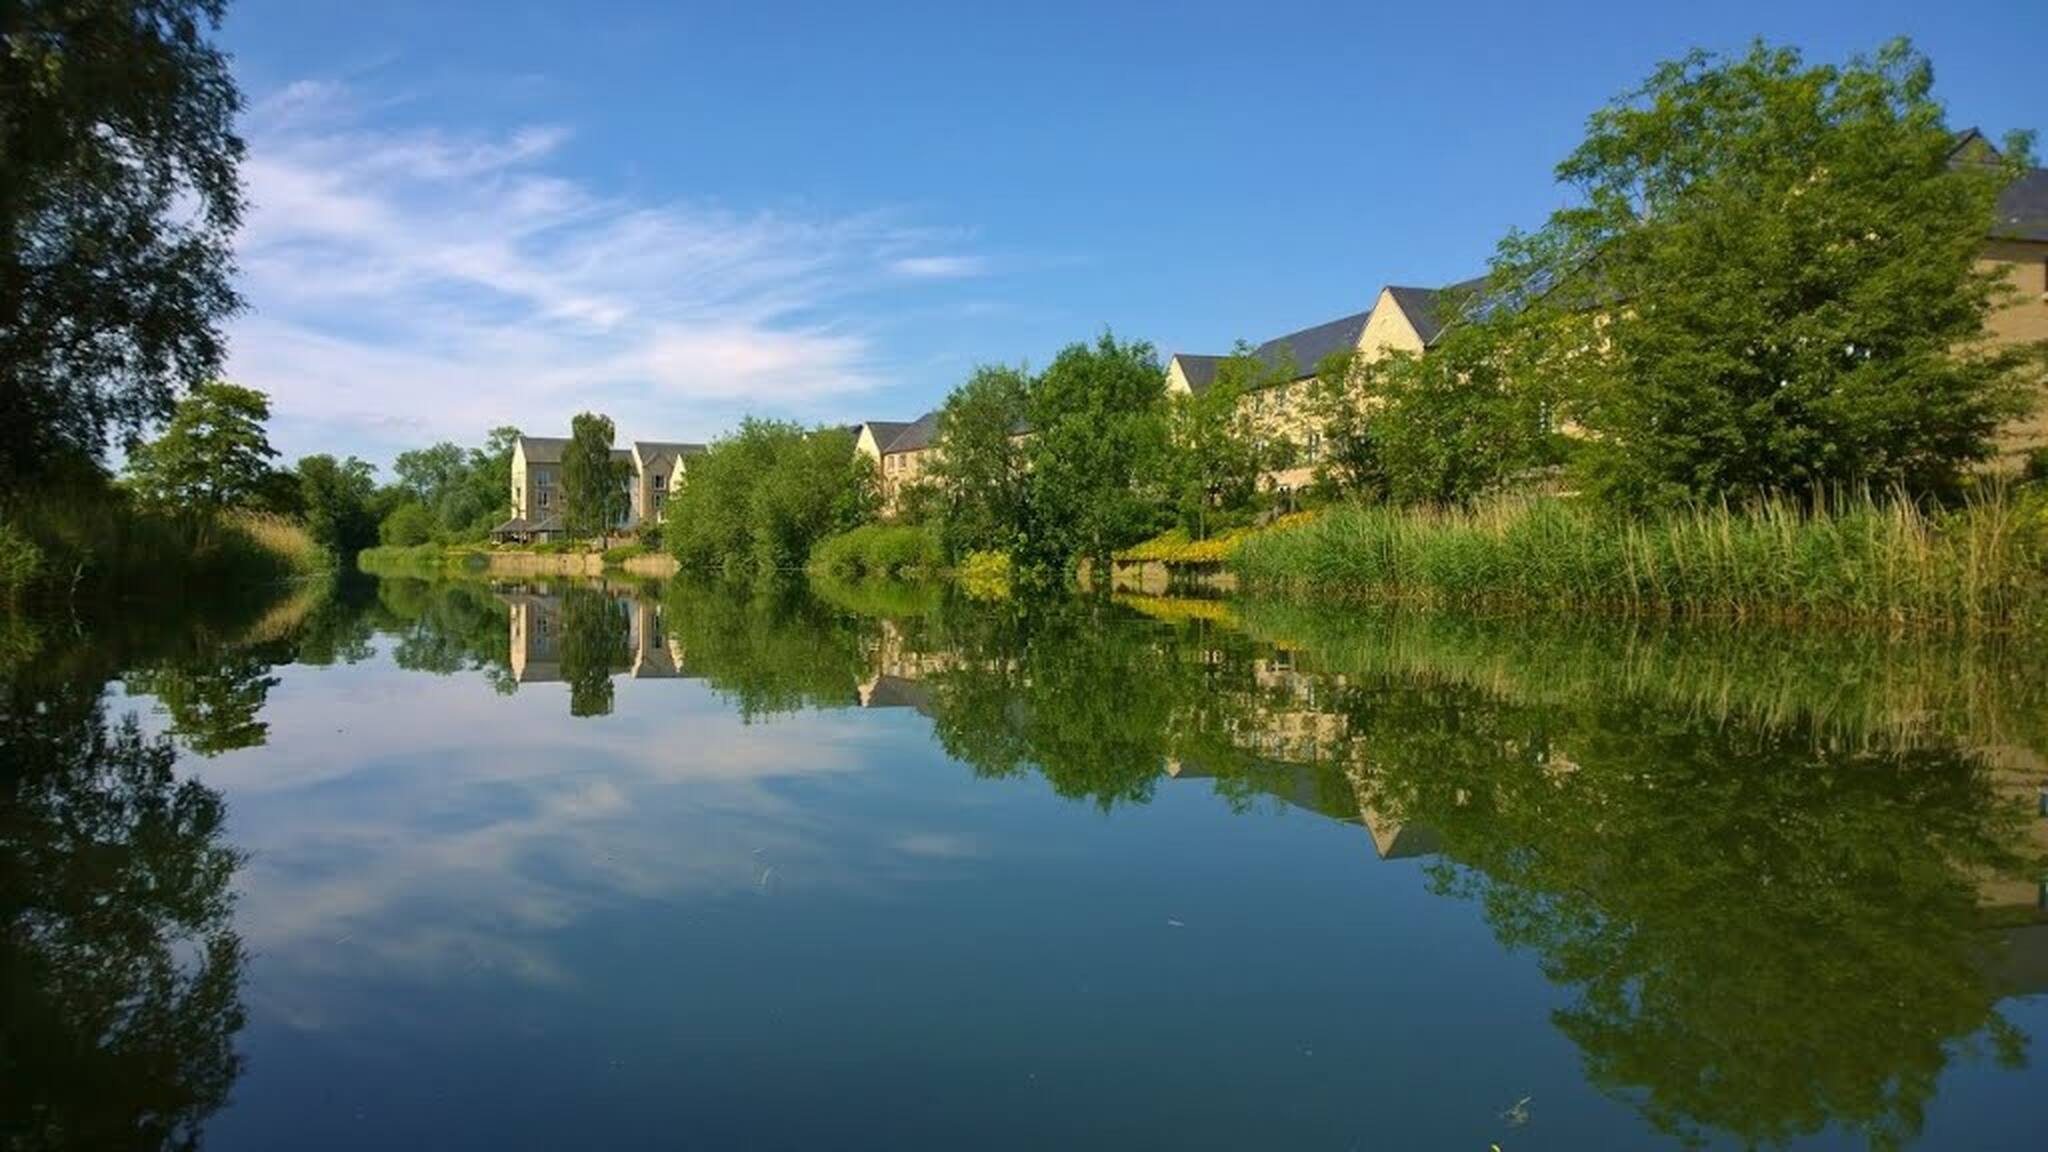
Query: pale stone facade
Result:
<box><xmin>499</xmin><ymin>434</ymin><xmax>700</xmax><ymax>542</ymax></box>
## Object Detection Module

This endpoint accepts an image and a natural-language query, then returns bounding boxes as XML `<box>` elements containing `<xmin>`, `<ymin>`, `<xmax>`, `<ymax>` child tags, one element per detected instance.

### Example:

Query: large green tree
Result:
<box><xmin>1024</xmin><ymin>332</ymin><xmax>1170</xmax><ymax>571</ymax></box>
<box><xmin>123</xmin><ymin>381</ymin><xmax>279</xmax><ymax>510</ymax></box>
<box><xmin>294</xmin><ymin>453</ymin><xmax>378</xmax><ymax>558</ymax></box>
<box><xmin>1</xmin><ymin>0</ymin><xmax>245</xmax><ymax>487</ymax></box>
<box><xmin>1487</xmin><ymin>38</ymin><xmax>2041</xmax><ymax>507</ymax></box>
<box><xmin>930</xmin><ymin>365</ymin><xmax>1033</xmax><ymax>558</ymax></box>
<box><xmin>561</xmin><ymin>412</ymin><xmax>629</xmax><ymax>544</ymax></box>
<box><xmin>666</xmin><ymin>420</ymin><xmax>874</xmax><ymax>575</ymax></box>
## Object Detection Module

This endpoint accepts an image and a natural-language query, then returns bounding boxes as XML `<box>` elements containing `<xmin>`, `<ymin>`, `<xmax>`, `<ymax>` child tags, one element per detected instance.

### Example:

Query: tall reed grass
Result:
<box><xmin>1</xmin><ymin>494</ymin><xmax>330</xmax><ymax>605</ymax></box>
<box><xmin>1233</xmin><ymin>490</ymin><xmax>2048</xmax><ymax>632</ymax></box>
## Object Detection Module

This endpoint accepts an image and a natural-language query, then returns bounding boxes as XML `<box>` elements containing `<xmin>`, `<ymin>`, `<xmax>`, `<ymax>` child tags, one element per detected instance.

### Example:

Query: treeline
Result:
<box><xmin>761</xmin><ymin>40</ymin><xmax>2048</xmax><ymax>592</ymax></box>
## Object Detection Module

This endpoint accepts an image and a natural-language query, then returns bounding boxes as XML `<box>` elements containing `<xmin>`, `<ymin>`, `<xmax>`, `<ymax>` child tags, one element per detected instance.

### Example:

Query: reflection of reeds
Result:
<box><xmin>1232</xmin><ymin>601</ymin><xmax>2048</xmax><ymax>757</ymax></box>
<box><xmin>238</xmin><ymin>577</ymin><xmax>328</xmax><ymax>645</ymax></box>
<box><xmin>1234</xmin><ymin>490</ymin><xmax>2048</xmax><ymax>633</ymax></box>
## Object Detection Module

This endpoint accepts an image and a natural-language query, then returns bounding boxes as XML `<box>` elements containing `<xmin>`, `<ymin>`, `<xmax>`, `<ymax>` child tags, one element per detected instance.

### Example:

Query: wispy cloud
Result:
<box><xmin>888</xmin><ymin>254</ymin><xmax>987</xmax><ymax>280</ymax></box>
<box><xmin>229</xmin><ymin>81</ymin><xmax>982</xmax><ymax>464</ymax></box>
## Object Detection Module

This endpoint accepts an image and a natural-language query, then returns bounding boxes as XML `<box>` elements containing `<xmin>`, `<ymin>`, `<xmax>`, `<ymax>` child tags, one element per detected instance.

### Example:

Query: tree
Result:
<box><xmin>558</xmin><ymin>586</ymin><xmax>628</xmax><ymax>718</ymax></box>
<box><xmin>1488</xmin><ymin>38</ymin><xmax>2041</xmax><ymax>507</ymax></box>
<box><xmin>1024</xmin><ymin>332</ymin><xmax>1170</xmax><ymax>572</ymax></box>
<box><xmin>123</xmin><ymin>382</ymin><xmax>279</xmax><ymax>510</ymax></box>
<box><xmin>930</xmin><ymin>365</ymin><xmax>1033</xmax><ymax>557</ymax></box>
<box><xmin>0</xmin><ymin>675</ymin><xmax>247</xmax><ymax>1149</ymax></box>
<box><xmin>1</xmin><ymin>0</ymin><xmax>246</xmax><ymax>488</ymax></box>
<box><xmin>379</xmin><ymin>500</ymin><xmax>435</xmax><ymax>547</ymax></box>
<box><xmin>1161</xmin><ymin>342</ymin><xmax>1276</xmax><ymax>537</ymax></box>
<box><xmin>295</xmin><ymin>453</ymin><xmax>378</xmax><ymax>558</ymax></box>
<box><xmin>561</xmin><ymin>412</ymin><xmax>628</xmax><ymax>545</ymax></box>
<box><xmin>1322</xmin><ymin>333</ymin><xmax>1558</xmax><ymax>507</ymax></box>
<box><xmin>666</xmin><ymin>420</ymin><xmax>874</xmax><ymax>576</ymax></box>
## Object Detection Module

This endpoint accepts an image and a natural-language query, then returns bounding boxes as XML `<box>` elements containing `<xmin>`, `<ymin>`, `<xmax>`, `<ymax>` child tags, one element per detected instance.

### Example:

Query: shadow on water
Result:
<box><xmin>4</xmin><ymin>570</ymin><xmax>2045</xmax><ymax>1148</ymax></box>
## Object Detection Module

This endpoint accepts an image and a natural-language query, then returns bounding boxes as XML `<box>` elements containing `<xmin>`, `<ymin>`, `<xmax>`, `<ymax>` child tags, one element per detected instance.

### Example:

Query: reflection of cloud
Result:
<box><xmin>170</xmin><ymin>663</ymin><xmax>886</xmax><ymax>996</ymax></box>
<box><xmin>894</xmin><ymin>833</ymin><xmax>985</xmax><ymax>859</ymax></box>
<box><xmin>228</xmin><ymin>80</ymin><xmax>984</xmax><ymax>461</ymax></box>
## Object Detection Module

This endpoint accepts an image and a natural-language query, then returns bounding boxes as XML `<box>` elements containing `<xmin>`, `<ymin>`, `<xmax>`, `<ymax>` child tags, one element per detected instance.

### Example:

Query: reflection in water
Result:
<box><xmin>7</xmin><ymin>573</ymin><xmax>2045</xmax><ymax>1149</ymax></box>
<box><xmin>2</xmin><ymin>641</ymin><xmax>249</xmax><ymax>1149</ymax></box>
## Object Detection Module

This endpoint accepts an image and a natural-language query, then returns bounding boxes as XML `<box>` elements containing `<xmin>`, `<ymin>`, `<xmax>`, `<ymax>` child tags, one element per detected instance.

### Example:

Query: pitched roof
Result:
<box><xmin>883</xmin><ymin>410</ymin><xmax>940</xmax><ymax>454</ymax></box>
<box><xmin>1174</xmin><ymin>310</ymin><xmax>1373</xmax><ymax>395</ymax></box>
<box><xmin>1949</xmin><ymin>129</ymin><xmax>2048</xmax><ymax>243</ymax></box>
<box><xmin>1384</xmin><ymin>274</ymin><xmax>1492</xmax><ymax>346</ymax></box>
<box><xmin>633</xmin><ymin>440</ymin><xmax>706</xmax><ymax>462</ymax></box>
<box><xmin>1993</xmin><ymin>166</ymin><xmax>2048</xmax><ymax>243</ymax></box>
<box><xmin>1172</xmin><ymin>353</ymin><xmax>1225</xmax><ymax>393</ymax></box>
<box><xmin>516</xmin><ymin>435</ymin><xmax>570</xmax><ymax>463</ymax></box>
<box><xmin>860</xmin><ymin>420</ymin><xmax>913</xmax><ymax>449</ymax></box>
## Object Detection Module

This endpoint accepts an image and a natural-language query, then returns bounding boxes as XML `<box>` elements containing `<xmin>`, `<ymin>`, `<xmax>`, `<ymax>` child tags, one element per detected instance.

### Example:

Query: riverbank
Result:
<box><xmin>1230</xmin><ymin>490</ymin><xmax>2048</xmax><ymax>634</ymax></box>
<box><xmin>358</xmin><ymin>542</ymin><xmax>681</xmax><ymax>580</ymax></box>
<box><xmin>2</xmin><ymin>495</ymin><xmax>326</xmax><ymax>608</ymax></box>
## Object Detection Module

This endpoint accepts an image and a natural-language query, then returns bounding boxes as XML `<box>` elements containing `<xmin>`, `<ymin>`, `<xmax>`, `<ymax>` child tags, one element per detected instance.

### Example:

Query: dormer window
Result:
<box><xmin>654</xmin><ymin>473</ymin><xmax>666</xmax><ymax>490</ymax></box>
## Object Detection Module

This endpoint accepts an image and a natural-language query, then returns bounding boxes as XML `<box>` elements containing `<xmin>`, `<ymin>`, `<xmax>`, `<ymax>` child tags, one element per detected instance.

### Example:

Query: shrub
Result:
<box><xmin>957</xmin><ymin>549</ymin><xmax>1013</xmax><ymax>601</ymax></box>
<box><xmin>809</xmin><ymin>523</ymin><xmax>944</xmax><ymax>581</ymax></box>
<box><xmin>602</xmin><ymin>542</ymin><xmax>648</xmax><ymax>565</ymax></box>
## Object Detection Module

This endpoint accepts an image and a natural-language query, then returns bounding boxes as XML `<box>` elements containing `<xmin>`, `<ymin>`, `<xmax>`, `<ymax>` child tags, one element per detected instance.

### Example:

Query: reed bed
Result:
<box><xmin>1233</xmin><ymin>490</ymin><xmax>2048</xmax><ymax>632</ymax></box>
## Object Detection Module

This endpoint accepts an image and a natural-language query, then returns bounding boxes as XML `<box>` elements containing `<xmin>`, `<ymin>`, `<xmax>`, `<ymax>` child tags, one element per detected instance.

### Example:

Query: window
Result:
<box><xmin>654</xmin><ymin>473</ymin><xmax>665</xmax><ymax>490</ymax></box>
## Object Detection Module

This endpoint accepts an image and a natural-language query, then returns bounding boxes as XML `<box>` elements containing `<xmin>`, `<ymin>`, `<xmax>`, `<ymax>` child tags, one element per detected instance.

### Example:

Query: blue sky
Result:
<box><xmin>219</xmin><ymin>0</ymin><xmax>2047</xmax><ymax>468</ymax></box>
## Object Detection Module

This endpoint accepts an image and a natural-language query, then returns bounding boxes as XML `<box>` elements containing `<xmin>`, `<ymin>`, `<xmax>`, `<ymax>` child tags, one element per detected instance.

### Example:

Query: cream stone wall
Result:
<box><xmin>1981</xmin><ymin>240</ymin><xmax>2048</xmax><ymax>459</ymax></box>
<box><xmin>1357</xmin><ymin>290</ymin><xmax>1428</xmax><ymax>361</ymax></box>
<box><xmin>880</xmin><ymin>447</ymin><xmax>937</xmax><ymax>513</ymax></box>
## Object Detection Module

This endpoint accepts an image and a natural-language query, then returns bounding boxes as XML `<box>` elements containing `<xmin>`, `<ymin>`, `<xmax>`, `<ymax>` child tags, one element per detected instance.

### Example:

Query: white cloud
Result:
<box><xmin>229</xmin><ymin>83</ymin><xmax>982</xmax><ymax>463</ymax></box>
<box><xmin>888</xmin><ymin>254</ymin><xmax>987</xmax><ymax>280</ymax></box>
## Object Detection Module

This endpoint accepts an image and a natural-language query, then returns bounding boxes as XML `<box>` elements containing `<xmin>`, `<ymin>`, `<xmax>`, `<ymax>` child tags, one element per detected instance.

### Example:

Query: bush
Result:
<box><xmin>808</xmin><ymin>523</ymin><xmax>944</xmax><ymax>581</ymax></box>
<box><xmin>602</xmin><ymin>542</ymin><xmax>647</xmax><ymax>565</ymax></box>
<box><xmin>957</xmin><ymin>549</ymin><xmax>1013</xmax><ymax>601</ymax></box>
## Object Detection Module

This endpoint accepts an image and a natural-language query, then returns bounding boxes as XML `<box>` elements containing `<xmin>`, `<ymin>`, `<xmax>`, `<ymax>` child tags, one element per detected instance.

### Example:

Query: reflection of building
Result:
<box><xmin>502</xmin><ymin>585</ymin><xmax>687</xmax><ymax>683</ymax></box>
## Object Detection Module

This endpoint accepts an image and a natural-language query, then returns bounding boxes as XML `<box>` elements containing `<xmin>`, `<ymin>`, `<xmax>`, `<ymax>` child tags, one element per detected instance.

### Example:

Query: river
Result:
<box><xmin>3</xmin><ymin>573</ymin><xmax>2044</xmax><ymax>1149</ymax></box>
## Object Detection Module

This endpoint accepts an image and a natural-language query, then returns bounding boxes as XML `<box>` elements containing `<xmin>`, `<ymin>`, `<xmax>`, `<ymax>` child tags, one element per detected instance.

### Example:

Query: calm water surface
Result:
<box><xmin>5</xmin><ymin>575</ymin><xmax>2047</xmax><ymax>1150</ymax></box>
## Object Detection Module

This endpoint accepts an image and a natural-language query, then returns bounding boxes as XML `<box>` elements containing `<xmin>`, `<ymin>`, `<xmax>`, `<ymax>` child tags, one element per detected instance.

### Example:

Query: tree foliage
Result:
<box><xmin>1161</xmin><ymin>342</ymin><xmax>1280</xmax><ymax>536</ymax></box>
<box><xmin>561</xmin><ymin>412</ymin><xmax>628</xmax><ymax>542</ymax></box>
<box><xmin>929</xmin><ymin>365</ymin><xmax>1033</xmax><ymax>557</ymax></box>
<box><xmin>1023</xmin><ymin>332</ymin><xmax>1170</xmax><ymax>570</ymax></box>
<box><xmin>295</xmin><ymin>453</ymin><xmax>378</xmax><ymax>558</ymax></box>
<box><xmin>1486</xmin><ymin>38</ymin><xmax>2041</xmax><ymax>507</ymax></box>
<box><xmin>666</xmin><ymin>420</ymin><xmax>875</xmax><ymax>576</ymax></box>
<box><xmin>0</xmin><ymin>0</ymin><xmax>246</xmax><ymax>487</ymax></box>
<box><xmin>123</xmin><ymin>382</ymin><xmax>279</xmax><ymax>510</ymax></box>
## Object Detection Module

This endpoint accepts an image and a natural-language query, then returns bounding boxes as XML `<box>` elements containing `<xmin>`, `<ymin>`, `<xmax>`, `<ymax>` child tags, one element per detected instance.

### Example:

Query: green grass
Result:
<box><xmin>1233</xmin><ymin>490</ymin><xmax>2048</xmax><ymax>633</ymax></box>
<box><xmin>808</xmin><ymin>523</ymin><xmax>945</xmax><ymax>581</ymax></box>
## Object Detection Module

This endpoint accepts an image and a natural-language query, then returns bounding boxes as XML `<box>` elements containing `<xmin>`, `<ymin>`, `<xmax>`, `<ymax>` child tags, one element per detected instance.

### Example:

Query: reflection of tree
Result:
<box><xmin>124</xmin><ymin>650</ymin><xmax>279</xmax><ymax>755</ymax></box>
<box><xmin>662</xmin><ymin>579</ymin><xmax>871</xmax><ymax>720</ymax></box>
<box><xmin>372</xmin><ymin>576</ymin><xmax>515</xmax><ymax>690</ymax></box>
<box><xmin>923</xmin><ymin>597</ymin><xmax>1189</xmax><ymax>808</ymax></box>
<box><xmin>1346</xmin><ymin>680</ymin><xmax>2034</xmax><ymax>1150</ymax></box>
<box><xmin>0</xmin><ymin>674</ymin><xmax>247</xmax><ymax>1150</ymax></box>
<box><xmin>558</xmin><ymin>585</ymin><xmax>629</xmax><ymax>718</ymax></box>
